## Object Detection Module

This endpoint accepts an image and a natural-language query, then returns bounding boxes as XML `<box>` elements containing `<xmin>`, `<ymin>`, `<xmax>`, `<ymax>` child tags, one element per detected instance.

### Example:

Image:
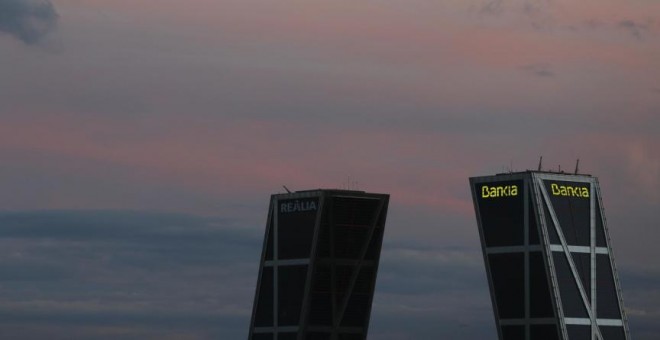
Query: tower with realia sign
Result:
<box><xmin>470</xmin><ymin>171</ymin><xmax>630</xmax><ymax>340</ymax></box>
<box><xmin>248</xmin><ymin>189</ymin><xmax>390</xmax><ymax>340</ymax></box>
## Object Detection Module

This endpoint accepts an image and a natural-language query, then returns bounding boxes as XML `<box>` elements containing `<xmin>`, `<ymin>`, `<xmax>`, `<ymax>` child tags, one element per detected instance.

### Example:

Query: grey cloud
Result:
<box><xmin>618</xmin><ymin>269</ymin><xmax>660</xmax><ymax>340</ymax></box>
<box><xmin>0</xmin><ymin>211</ymin><xmax>258</xmax><ymax>339</ymax></box>
<box><xmin>0</xmin><ymin>211</ymin><xmax>658</xmax><ymax>339</ymax></box>
<box><xmin>0</xmin><ymin>0</ymin><xmax>58</xmax><ymax>44</ymax></box>
<box><xmin>522</xmin><ymin>63</ymin><xmax>555</xmax><ymax>77</ymax></box>
<box><xmin>477</xmin><ymin>0</ymin><xmax>556</xmax><ymax>31</ymax></box>
<box><xmin>377</xmin><ymin>245</ymin><xmax>485</xmax><ymax>295</ymax></box>
<box><xmin>0</xmin><ymin>211</ymin><xmax>261</xmax><ymax>267</ymax></box>
<box><xmin>0</xmin><ymin>210</ymin><xmax>239</xmax><ymax>241</ymax></box>
<box><xmin>618</xmin><ymin>20</ymin><xmax>650</xmax><ymax>40</ymax></box>
<box><xmin>522</xmin><ymin>0</ymin><xmax>553</xmax><ymax>16</ymax></box>
<box><xmin>619</xmin><ymin>20</ymin><xmax>650</xmax><ymax>40</ymax></box>
<box><xmin>370</xmin><ymin>244</ymin><xmax>494</xmax><ymax>339</ymax></box>
<box><xmin>478</xmin><ymin>0</ymin><xmax>553</xmax><ymax>16</ymax></box>
<box><xmin>480</xmin><ymin>0</ymin><xmax>504</xmax><ymax>15</ymax></box>
<box><xmin>579</xmin><ymin>18</ymin><xmax>655</xmax><ymax>41</ymax></box>
<box><xmin>619</xmin><ymin>268</ymin><xmax>660</xmax><ymax>292</ymax></box>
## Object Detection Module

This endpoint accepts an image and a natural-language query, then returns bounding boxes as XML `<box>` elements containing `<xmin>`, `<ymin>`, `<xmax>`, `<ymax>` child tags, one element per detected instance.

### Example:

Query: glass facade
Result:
<box><xmin>248</xmin><ymin>190</ymin><xmax>389</xmax><ymax>340</ymax></box>
<box><xmin>471</xmin><ymin>172</ymin><xmax>630</xmax><ymax>340</ymax></box>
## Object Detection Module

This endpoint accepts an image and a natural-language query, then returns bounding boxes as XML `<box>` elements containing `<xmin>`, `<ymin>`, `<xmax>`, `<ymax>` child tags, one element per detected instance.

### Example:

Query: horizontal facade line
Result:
<box><xmin>317</xmin><ymin>259</ymin><xmax>376</xmax><ymax>266</ymax></box>
<box><xmin>264</xmin><ymin>259</ymin><xmax>310</xmax><ymax>266</ymax></box>
<box><xmin>532</xmin><ymin>174</ymin><xmax>594</xmax><ymax>183</ymax></box>
<box><xmin>305</xmin><ymin>326</ymin><xmax>364</xmax><ymax>333</ymax></box>
<box><xmin>333</xmin><ymin>195</ymin><xmax>381</xmax><ymax>200</ymax></box>
<box><xmin>562</xmin><ymin>318</ymin><xmax>623</xmax><ymax>326</ymax></box>
<box><xmin>500</xmin><ymin>318</ymin><xmax>621</xmax><ymax>327</ymax></box>
<box><xmin>333</xmin><ymin>223</ymin><xmax>373</xmax><ymax>228</ymax></box>
<box><xmin>563</xmin><ymin>318</ymin><xmax>591</xmax><ymax>325</ymax></box>
<box><xmin>549</xmin><ymin>245</ymin><xmax>609</xmax><ymax>254</ymax></box>
<box><xmin>253</xmin><ymin>326</ymin><xmax>299</xmax><ymax>333</ymax></box>
<box><xmin>499</xmin><ymin>318</ymin><xmax>556</xmax><ymax>325</ymax></box>
<box><xmin>264</xmin><ymin>259</ymin><xmax>375</xmax><ymax>266</ymax></box>
<box><xmin>486</xmin><ymin>245</ymin><xmax>542</xmax><ymax>254</ymax></box>
<box><xmin>486</xmin><ymin>245</ymin><xmax>610</xmax><ymax>254</ymax></box>
<box><xmin>597</xmin><ymin>319</ymin><xmax>625</xmax><ymax>326</ymax></box>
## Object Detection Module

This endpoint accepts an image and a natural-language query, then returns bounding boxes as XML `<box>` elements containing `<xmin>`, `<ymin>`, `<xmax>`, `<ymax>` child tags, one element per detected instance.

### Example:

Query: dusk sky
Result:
<box><xmin>1</xmin><ymin>0</ymin><xmax>659</xmax><ymax>339</ymax></box>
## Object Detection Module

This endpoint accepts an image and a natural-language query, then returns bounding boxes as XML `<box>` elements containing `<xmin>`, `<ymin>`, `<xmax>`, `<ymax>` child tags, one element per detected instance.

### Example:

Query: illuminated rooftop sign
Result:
<box><xmin>549</xmin><ymin>183</ymin><xmax>589</xmax><ymax>198</ymax></box>
<box><xmin>481</xmin><ymin>184</ymin><xmax>519</xmax><ymax>198</ymax></box>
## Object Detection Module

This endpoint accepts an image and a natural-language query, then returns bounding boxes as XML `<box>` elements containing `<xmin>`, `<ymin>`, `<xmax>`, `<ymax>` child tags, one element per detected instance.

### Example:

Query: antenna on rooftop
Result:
<box><xmin>574</xmin><ymin>159</ymin><xmax>580</xmax><ymax>174</ymax></box>
<box><xmin>537</xmin><ymin>156</ymin><xmax>543</xmax><ymax>171</ymax></box>
<box><xmin>283</xmin><ymin>185</ymin><xmax>292</xmax><ymax>193</ymax></box>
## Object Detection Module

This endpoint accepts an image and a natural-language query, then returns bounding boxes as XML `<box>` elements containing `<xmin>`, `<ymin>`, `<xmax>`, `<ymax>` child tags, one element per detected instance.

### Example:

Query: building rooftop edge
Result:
<box><xmin>495</xmin><ymin>170</ymin><xmax>592</xmax><ymax>176</ymax></box>
<box><xmin>271</xmin><ymin>189</ymin><xmax>390</xmax><ymax>197</ymax></box>
<box><xmin>469</xmin><ymin>170</ymin><xmax>593</xmax><ymax>178</ymax></box>
<box><xmin>293</xmin><ymin>189</ymin><xmax>366</xmax><ymax>193</ymax></box>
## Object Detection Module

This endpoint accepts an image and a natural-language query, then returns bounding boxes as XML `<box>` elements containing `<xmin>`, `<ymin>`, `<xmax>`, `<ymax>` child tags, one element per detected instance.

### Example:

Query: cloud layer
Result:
<box><xmin>0</xmin><ymin>211</ymin><xmax>258</xmax><ymax>339</ymax></box>
<box><xmin>0</xmin><ymin>211</ymin><xmax>657</xmax><ymax>339</ymax></box>
<box><xmin>0</xmin><ymin>0</ymin><xmax>58</xmax><ymax>44</ymax></box>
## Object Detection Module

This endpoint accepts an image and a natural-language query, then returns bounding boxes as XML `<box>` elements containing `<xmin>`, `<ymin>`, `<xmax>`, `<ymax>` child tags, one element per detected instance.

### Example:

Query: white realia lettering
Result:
<box><xmin>280</xmin><ymin>200</ymin><xmax>318</xmax><ymax>213</ymax></box>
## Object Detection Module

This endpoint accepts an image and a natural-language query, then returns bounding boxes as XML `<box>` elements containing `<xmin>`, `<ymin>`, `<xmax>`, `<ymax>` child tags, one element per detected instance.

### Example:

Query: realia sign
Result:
<box><xmin>280</xmin><ymin>200</ymin><xmax>318</xmax><ymax>213</ymax></box>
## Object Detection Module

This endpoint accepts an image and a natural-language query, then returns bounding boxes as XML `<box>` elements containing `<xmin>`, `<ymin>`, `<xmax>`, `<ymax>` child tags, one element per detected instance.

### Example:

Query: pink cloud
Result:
<box><xmin>3</xmin><ymin>0</ymin><xmax>658</xmax><ymax>218</ymax></box>
<box><xmin>0</xmin><ymin>113</ymin><xmax>478</xmax><ymax>214</ymax></box>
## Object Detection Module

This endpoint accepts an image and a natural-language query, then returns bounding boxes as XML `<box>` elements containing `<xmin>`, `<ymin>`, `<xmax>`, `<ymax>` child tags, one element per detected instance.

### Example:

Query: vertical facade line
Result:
<box><xmin>524</xmin><ymin>178</ymin><xmax>530</xmax><ymax>340</ymax></box>
<box><xmin>590</xmin><ymin>182</ymin><xmax>597</xmax><ymax>340</ymax></box>
<box><xmin>595</xmin><ymin>181</ymin><xmax>632</xmax><ymax>339</ymax></box>
<box><xmin>535</xmin><ymin>176</ymin><xmax>569</xmax><ymax>340</ymax></box>
<box><xmin>471</xmin><ymin>172</ymin><xmax>630</xmax><ymax>340</ymax></box>
<box><xmin>469</xmin><ymin>176</ymin><xmax>505</xmax><ymax>340</ymax></box>
<box><xmin>298</xmin><ymin>194</ymin><xmax>326</xmax><ymax>340</ymax></box>
<box><xmin>248</xmin><ymin>200</ymin><xmax>274</xmax><ymax>338</ymax></box>
<box><xmin>273</xmin><ymin>197</ymin><xmax>279</xmax><ymax>340</ymax></box>
<box><xmin>539</xmin><ymin>180</ymin><xmax>604</xmax><ymax>340</ymax></box>
<box><xmin>335</xmin><ymin>199</ymin><xmax>385</xmax><ymax>325</ymax></box>
<box><xmin>249</xmin><ymin>190</ymin><xmax>389</xmax><ymax>340</ymax></box>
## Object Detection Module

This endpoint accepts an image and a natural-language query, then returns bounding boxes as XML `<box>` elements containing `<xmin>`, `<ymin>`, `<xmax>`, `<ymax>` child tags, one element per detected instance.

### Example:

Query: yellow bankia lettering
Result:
<box><xmin>481</xmin><ymin>185</ymin><xmax>518</xmax><ymax>198</ymax></box>
<box><xmin>550</xmin><ymin>183</ymin><xmax>589</xmax><ymax>198</ymax></box>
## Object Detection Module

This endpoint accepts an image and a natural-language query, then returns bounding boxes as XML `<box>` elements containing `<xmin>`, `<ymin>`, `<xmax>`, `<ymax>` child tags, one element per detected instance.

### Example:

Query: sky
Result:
<box><xmin>0</xmin><ymin>0</ymin><xmax>659</xmax><ymax>338</ymax></box>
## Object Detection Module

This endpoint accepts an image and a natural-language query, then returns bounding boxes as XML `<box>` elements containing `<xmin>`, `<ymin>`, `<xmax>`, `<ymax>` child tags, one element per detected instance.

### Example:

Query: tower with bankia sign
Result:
<box><xmin>470</xmin><ymin>171</ymin><xmax>630</xmax><ymax>340</ymax></box>
<box><xmin>248</xmin><ymin>189</ymin><xmax>389</xmax><ymax>340</ymax></box>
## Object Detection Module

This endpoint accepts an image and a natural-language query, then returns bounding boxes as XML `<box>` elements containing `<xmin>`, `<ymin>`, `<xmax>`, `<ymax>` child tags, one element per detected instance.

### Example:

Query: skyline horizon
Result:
<box><xmin>1</xmin><ymin>0</ymin><xmax>659</xmax><ymax>338</ymax></box>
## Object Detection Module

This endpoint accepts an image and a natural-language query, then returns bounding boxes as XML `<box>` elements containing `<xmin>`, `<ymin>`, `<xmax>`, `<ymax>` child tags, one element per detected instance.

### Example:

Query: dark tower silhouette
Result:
<box><xmin>248</xmin><ymin>189</ymin><xmax>390</xmax><ymax>340</ymax></box>
<box><xmin>470</xmin><ymin>171</ymin><xmax>630</xmax><ymax>340</ymax></box>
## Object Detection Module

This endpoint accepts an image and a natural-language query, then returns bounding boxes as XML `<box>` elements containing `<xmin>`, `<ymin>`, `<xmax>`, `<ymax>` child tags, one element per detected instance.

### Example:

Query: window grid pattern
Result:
<box><xmin>471</xmin><ymin>173</ymin><xmax>630</xmax><ymax>340</ymax></box>
<box><xmin>249</xmin><ymin>191</ymin><xmax>389</xmax><ymax>340</ymax></box>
